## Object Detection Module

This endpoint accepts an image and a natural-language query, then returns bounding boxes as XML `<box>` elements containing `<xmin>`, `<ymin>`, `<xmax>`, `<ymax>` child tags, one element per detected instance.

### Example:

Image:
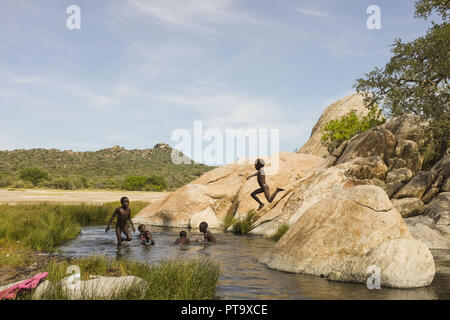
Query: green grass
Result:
<box><xmin>269</xmin><ymin>223</ymin><xmax>289</xmax><ymax>241</ymax></box>
<box><xmin>0</xmin><ymin>202</ymin><xmax>149</xmax><ymax>252</ymax></box>
<box><xmin>231</xmin><ymin>210</ymin><xmax>257</xmax><ymax>235</ymax></box>
<box><xmin>221</xmin><ymin>212</ymin><xmax>236</xmax><ymax>231</ymax></box>
<box><xmin>28</xmin><ymin>256</ymin><xmax>220</xmax><ymax>300</ymax></box>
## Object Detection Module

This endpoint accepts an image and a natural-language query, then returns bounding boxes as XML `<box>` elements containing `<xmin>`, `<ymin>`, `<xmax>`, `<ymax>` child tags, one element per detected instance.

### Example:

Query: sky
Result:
<box><xmin>0</xmin><ymin>0</ymin><xmax>434</xmax><ymax>164</ymax></box>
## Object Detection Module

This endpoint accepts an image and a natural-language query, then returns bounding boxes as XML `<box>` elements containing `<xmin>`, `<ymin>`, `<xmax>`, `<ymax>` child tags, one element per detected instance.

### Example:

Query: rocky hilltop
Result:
<box><xmin>298</xmin><ymin>93</ymin><xmax>369</xmax><ymax>158</ymax></box>
<box><xmin>134</xmin><ymin>94</ymin><xmax>449</xmax><ymax>288</ymax></box>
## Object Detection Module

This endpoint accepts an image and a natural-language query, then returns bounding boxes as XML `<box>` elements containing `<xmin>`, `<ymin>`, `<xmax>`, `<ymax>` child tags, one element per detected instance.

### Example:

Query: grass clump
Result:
<box><xmin>34</xmin><ymin>256</ymin><xmax>220</xmax><ymax>300</ymax></box>
<box><xmin>269</xmin><ymin>223</ymin><xmax>289</xmax><ymax>241</ymax></box>
<box><xmin>0</xmin><ymin>202</ymin><xmax>149</xmax><ymax>252</ymax></box>
<box><xmin>231</xmin><ymin>210</ymin><xmax>257</xmax><ymax>235</ymax></box>
<box><xmin>221</xmin><ymin>213</ymin><xmax>236</xmax><ymax>231</ymax></box>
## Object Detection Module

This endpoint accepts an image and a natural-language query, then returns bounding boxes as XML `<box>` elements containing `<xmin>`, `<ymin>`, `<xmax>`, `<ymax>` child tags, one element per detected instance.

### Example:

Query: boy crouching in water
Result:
<box><xmin>199</xmin><ymin>221</ymin><xmax>216</xmax><ymax>243</ymax></box>
<box><xmin>138</xmin><ymin>224</ymin><xmax>155</xmax><ymax>246</ymax></box>
<box><xmin>175</xmin><ymin>230</ymin><xmax>190</xmax><ymax>245</ymax></box>
<box><xmin>105</xmin><ymin>197</ymin><xmax>135</xmax><ymax>246</ymax></box>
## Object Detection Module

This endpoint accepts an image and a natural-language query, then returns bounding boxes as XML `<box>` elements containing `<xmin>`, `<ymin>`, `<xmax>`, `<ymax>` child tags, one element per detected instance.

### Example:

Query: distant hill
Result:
<box><xmin>0</xmin><ymin>143</ymin><xmax>214</xmax><ymax>190</ymax></box>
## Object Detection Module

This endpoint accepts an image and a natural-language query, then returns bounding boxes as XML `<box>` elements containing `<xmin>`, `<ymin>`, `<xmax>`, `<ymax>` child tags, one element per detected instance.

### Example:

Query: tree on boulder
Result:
<box><xmin>355</xmin><ymin>0</ymin><xmax>449</xmax><ymax>166</ymax></box>
<box><xmin>320</xmin><ymin>105</ymin><xmax>385</xmax><ymax>154</ymax></box>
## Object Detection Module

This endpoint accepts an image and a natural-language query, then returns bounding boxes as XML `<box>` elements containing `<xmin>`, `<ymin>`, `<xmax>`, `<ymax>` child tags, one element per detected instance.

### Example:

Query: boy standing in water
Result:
<box><xmin>247</xmin><ymin>158</ymin><xmax>284</xmax><ymax>210</ymax></box>
<box><xmin>106</xmin><ymin>197</ymin><xmax>135</xmax><ymax>246</ymax></box>
<box><xmin>199</xmin><ymin>221</ymin><xmax>216</xmax><ymax>243</ymax></box>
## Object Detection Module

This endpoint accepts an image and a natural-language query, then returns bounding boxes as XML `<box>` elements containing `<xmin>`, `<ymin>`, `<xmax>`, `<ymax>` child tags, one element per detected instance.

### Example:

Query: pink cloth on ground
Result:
<box><xmin>0</xmin><ymin>272</ymin><xmax>48</xmax><ymax>300</ymax></box>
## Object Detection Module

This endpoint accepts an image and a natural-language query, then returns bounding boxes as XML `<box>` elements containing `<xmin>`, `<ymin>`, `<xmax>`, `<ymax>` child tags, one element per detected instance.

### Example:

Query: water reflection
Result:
<box><xmin>59</xmin><ymin>226</ymin><xmax>449</xmax><ymax>300</ymax></box>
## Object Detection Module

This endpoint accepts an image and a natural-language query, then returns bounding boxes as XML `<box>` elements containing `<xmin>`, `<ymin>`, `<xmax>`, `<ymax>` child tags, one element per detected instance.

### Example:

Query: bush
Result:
<box><xmin>269</xmin><ymin>223</ymin><xmax>289</xmax><ymax>241</ymax></box>
<box><xmin>49</xmin><ymin>176</ymin><xmax>91</xmax><ymax>190</ymax></box>
<box><xmin>0</xmin><ymin>175</ymin><xmax>12</xmax><ymax>188</ymax></box>
<box><xmin>320</xmin><ymin>105</ymin><xmax>385</xmax><ymax>154</ymax></box>
<box><xmin>232</xmin><ymin>210</ymin><xmax>257</xmax><ymax>234</ymax></box>
<box><xmin>19</xmin><ymin>167</ymin><xmax>50</xmax><ymax>186</ymax></box>
<box><xmin>122</xmin><ymin>175</ymin><xmax>167</xmax><ymax>191</ymax></box>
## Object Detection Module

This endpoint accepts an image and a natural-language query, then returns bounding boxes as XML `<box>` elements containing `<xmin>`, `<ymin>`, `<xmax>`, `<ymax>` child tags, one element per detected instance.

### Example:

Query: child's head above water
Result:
<box><xmin>143</xmin><ymin>230</ymin><xmax>152</xmax><ymax>239</ymax></box>
<box><xmin>255</xmin><ymin>158</ymin><xmax>265</xmax><ymax>170</ymax></box>
<box><xmin>138</xmin><ymin>224</ymin><xmax>146</xmax><ymax>233</ymax></box>
<box><xmin>179</xmin><ymin>230</ymin><xmax>187</xmax><ymax>238</ymax></box>
<box><xmin>199</xmin><ymin>221</ymin><xmax>208</xmax><ymax>233</ymax></box>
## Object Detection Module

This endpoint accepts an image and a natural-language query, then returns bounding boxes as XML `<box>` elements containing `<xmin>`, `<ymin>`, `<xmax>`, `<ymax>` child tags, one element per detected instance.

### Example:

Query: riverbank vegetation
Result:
<box><xmin>29</xmin><ymin>256</ymin><xmax>220</xmax><ymax>300</ymax></box>
<box><xmin>0</xmin><ymin>203</ymin><xmax>221</xmax><ymax>300</ymax></box>
<box><xmin>231</xmin><ymin>210</ymin><xmax>257</xmax><ymax>235</ymax></box>
<box><xmin>269</xmin><ymin>223</ymin><xmax>290</xmax><ymax>241</ymax></box>
<box><xmin>0</xmin><ymin>202</ymin><xmax>149</xmax><ymax>253</ymax></box>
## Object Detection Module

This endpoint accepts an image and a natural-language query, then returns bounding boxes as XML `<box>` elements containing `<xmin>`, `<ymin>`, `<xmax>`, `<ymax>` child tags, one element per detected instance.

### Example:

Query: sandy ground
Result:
<box><xmin>0</xmin><ymin>189</ymin><xmax>170</xmax><ymax>205</ymax></box>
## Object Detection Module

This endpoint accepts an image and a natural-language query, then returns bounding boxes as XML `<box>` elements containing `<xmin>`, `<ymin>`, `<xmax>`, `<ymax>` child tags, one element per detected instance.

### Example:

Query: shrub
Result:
<box><xmin>320</xmin><ymin>105</ymin><xmax>385</xmax><ymax>154</ymax></box>
<box><xmin>19</xmin><ymin>167</ymin><xmax>50</xmax><ymax>186</ymax></box>
<box><xmin>232</xmin><ymin>210</ymin><xmax>257</xmax><ymax>234</ymax></box>
<box><xmin>122</xmin><ymin>175</ymin><xmax>167</xmax><ymax>191</ymax></box>
<box><xmin>269</xmin><ymin>223</ymin><xmax>289</xmax><ymax>241</ymax></box>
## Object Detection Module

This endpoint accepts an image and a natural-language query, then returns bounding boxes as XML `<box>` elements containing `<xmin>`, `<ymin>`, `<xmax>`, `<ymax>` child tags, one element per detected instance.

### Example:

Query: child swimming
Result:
<box><xmin>141</xmin><ymin>230</ymin><xmax>155</xmax><ymax>246</ymax></box>
<box><xmin>199</xmin><ymin>221</ymin><xmax>216</xmax><ymax>243</ymax></box>
<box><xmin>175</xmin><ymin>230</ymin><xmax>190</xmax><ymax>245</ymax></box>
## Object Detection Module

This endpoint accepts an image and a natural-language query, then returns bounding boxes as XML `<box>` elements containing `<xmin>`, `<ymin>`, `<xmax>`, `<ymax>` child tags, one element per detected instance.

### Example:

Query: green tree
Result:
<box><xmin>321</xmin><ymin>106</ymin><xmax>385</xmax><ymax>154</ymax></box>
<box><xmin>122</xmin><ymin>175</ymin><xmax>167</xmax><ymax>191</ymax></box>
<box><xmin>355</xmin><ymin>0</ymin><xmax>449</xmax><ymax>165</ymax></box>
<box><xmin>19</xmin><ymin>168</ymin><xmax>50</xmax><ymax>186</ymax></box>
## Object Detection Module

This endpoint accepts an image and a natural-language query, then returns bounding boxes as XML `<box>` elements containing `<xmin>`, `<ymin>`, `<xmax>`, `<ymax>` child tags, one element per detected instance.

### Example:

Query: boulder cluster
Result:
<box><xmin>134</xmin><ymin>94</ymin><xmax>448</xmax><ymax>288</ymax></box>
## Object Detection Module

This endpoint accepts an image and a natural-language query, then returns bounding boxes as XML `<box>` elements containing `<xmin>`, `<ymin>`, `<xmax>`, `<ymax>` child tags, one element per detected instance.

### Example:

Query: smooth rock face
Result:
<box><xmin>391</xmin><ymin>198</ymin><xmax>425</xmax><ymax>218</ymax></box>
<box><xmin>441</xmin><ymin>177</ymin><xmax>450</xmax><ymax>192</ymax></box>
<box><xmin>423</xmin><ymin>192</ymin><xmax>450</xmax><ymax>240</ymax></box>
<box><xmin>393</xmin><ymin>171</ymin><xmax>436</xmax><ymax>199</ymax></box>
<box><xmin>381</xmin><ymin>114</ymin><xmax>428</xmax><ymax>148</ymax></box>
<box><xmin>405</xmin><ymin>216</ymin><xmax>450</xmax><ymax>250</ymax></box>
<box><xmin>134</xmin><ymin>152</ymin><xmax>322</xmax><ymax>229</ymax></box>
<box><xmin>298</xmin><ymin>93</ymin><xmax>369</xmax><ymax>158</ymax></box>
<box><xmin>335</xmin><ymin>128</ymin><xmax>396</xmax><ymax>165</ymax></box>
<box><xmin>260</xmin><ymin>185</ymin><xmax>435</xmax><ymax>288</ymax></box>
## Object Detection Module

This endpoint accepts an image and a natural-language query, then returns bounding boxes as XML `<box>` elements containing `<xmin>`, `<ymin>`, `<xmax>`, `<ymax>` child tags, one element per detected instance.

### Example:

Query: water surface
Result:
<box><xmin>59</xmin><ymin>226</ymin><xmax>450</xmax><ymax>300</ymax></box>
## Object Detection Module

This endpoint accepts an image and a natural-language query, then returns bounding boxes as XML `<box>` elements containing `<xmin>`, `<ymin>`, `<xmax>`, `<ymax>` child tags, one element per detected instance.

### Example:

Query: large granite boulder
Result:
<box><xmin>335</xmin><ymin>127</ymin><xmax>396</xmax><ymax>165</ymax></box>
<box><xmin>381</xmin><ymin>114</ymin><xmax>428</xmax><ymax>148</ymax></box>
<box><xmin>405</xmin><ymin>215</ymin><xmax>450</xmax><ymax>250</ymax></box>
<box><xmin>260</xmin><ymin>185</ymin><xmax>435</xmax><ymax>288</ymax></box>
<box><xmin>393</xmin><ymin>171</ymin><xmax>436</xmax><ymax>199</ymax></box>
<box><xmin>423</xmin><ymin>192</ymin><xmax>450</xmax><ymax>240</ymax></box>
<box><xmin>391</xmin><ymin>198</ymin><xmax>425</xmax><ymax>218</ymax></box>
<box><xmin>298</xmin><ymin>93</ymin><xmax>370</xmax><ymax>158</ymax></box>
<box><xmin>133</xmin><ymin>152</ymin><xmax>322</xmax><ymax>229</ymax></box>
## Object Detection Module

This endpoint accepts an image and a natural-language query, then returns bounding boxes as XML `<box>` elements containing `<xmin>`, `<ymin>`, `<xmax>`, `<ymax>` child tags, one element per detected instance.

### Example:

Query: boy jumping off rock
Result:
<box><xmin>247</xmin><ymin>158</ymin><xmax>284</xmax><ymax>210</ymax></box>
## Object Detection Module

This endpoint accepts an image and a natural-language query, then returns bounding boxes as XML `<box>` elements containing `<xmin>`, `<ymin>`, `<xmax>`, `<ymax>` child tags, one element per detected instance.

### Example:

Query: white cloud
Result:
<box><xmin>126</xmin><ymin>0</ymin><xmax>265</xmax><ymax>33</ymax></box>
<box><xmin>295</xmin><ymin>8</ymin><xmax>333</xmax><ymax>18</ymax></box>
<box><xmin>6</xmin><ymin>76</ymin><xmax>120</xmax><ymax>110</ymax></box>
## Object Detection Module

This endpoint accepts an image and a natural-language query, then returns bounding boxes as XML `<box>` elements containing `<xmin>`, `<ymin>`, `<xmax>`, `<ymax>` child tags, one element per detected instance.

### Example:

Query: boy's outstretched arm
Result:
<box><xmin>105</xmin><ymin>209</ymin><xmax>117</xmax><ymax>232</ymax></box>
<box><xmin>247</xmin><ymin>172</ymin><xmax>258</xmax><ymax>180</ymax></box>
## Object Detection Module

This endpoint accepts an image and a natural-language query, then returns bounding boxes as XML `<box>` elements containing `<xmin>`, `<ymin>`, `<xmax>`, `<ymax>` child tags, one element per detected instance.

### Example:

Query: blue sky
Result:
<box><xmin>0</xmin><ymin>0</ymin><xmax>433</xmax><ymax>163</ymax></box>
